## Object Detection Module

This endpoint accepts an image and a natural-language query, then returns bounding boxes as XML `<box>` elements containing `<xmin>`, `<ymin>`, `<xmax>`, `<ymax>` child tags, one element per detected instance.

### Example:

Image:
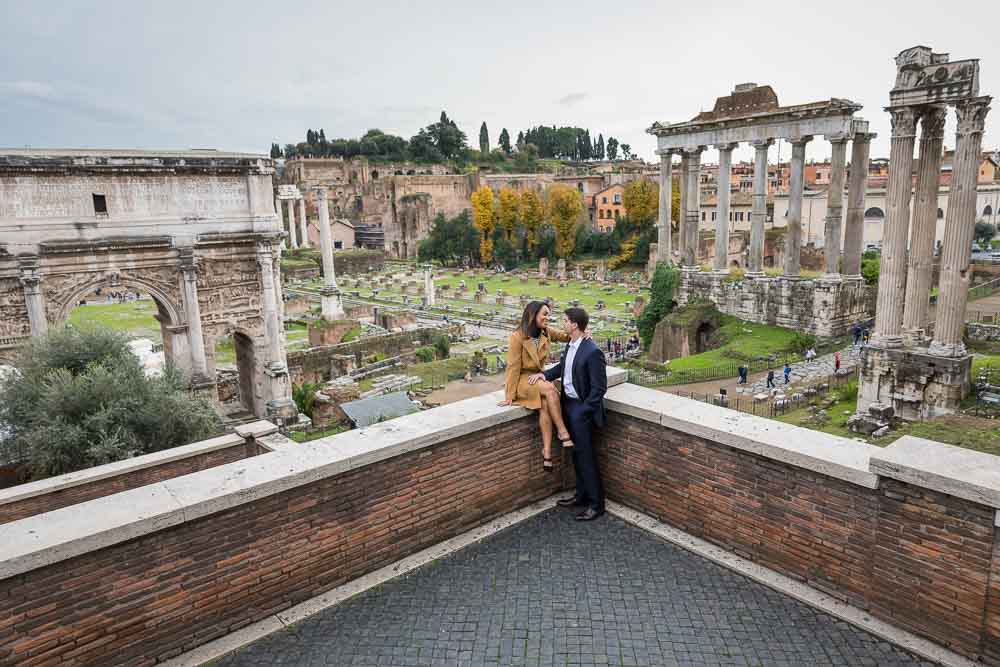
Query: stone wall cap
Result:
<box><xmin>871</xmin><ymin>435</ymin><xmax>1000</xmax><ymax>509</ymax></box>
<box><xmin>0</xmin><ymin>431</ymin><xmax>245</xmax><ymax>507</ymax></box>
<box><xmin>604</xmin><ymin>383</ymin><xmax>879</xmax><ymax>488</ymax></box>
<box><xmin>234</xmin><ymin>420</ymin><xmax>280</xmax><ymax>439</ymax></box>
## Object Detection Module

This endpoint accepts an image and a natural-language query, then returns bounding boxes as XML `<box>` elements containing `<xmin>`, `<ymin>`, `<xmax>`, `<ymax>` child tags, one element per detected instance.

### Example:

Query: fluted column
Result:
<box><xmin>783</xmin><ymin>136</ymin><xmax>811</xmax><ymax>278</ymax></box>
<box><xmin>678</xmin><ymin>151</ymin><xmax>689</xmax><ymax>260</ymax></box>
<box><xmin>872</xmin><ymin>106</ymin><xmax>920</xmax><ymax>348</ymax></box>
<box><xmin>314</xmin><ymin>186</ymin><xmax>345</xmax><ymax>320</ymax></box>
<box><xmin>297</xmin><ymin>198</ymin><xmax>309</xmax><ymax>248</ymax></box>
<box><xmin>930</xmin><ymin>97</ymin><xmax>993</xmax><ymax>357</ymax></box>
<box><xmin>843</xmin><ymin>127</ymin><xmax>873</xmax><ymax>278</ymax></box>
<box><xmin>17</xmin><ymin>256</ymin><xmax>48</xmax><ymax>336</ymax></box>
<box><xmin>713</xmin><ymin>143</ymin><xmax>737</xmax><ymax>273</ymax></box>
<box><xmin>748</xmin><ymin>139</ymin><xmax>772</xmax><ymax>277</ymax></box>
<box><xmin>285</xmin><ymin>199</ymin><xmax>298</xmax><ymax>249</ymax></box>
<box><xmin>683</xmin><ymin>147</ymin><xmax>703</xmax><ymax>270</ymax></box>
<box><xmin>822</xmin><ymin>135</ymin><xmax>849</xmax><ymax>279</ymax></box>
<box><xmin>656</xmin><ymin>150</ymin><xmax>673</xmax><ymax>263</ymax></box>
<box><xmin>256</xmin><ymin>241</ymin><xmax>284</xmax><ymax>364</ymax></box>
<box><xmin>178</xmin><ymin>248</ymin><xmax>209</xmax><ymax>381</ymax></box>
<box><xmin>902</xmin><ymin>106</ymin><xmax>947</xmax><ymax>343</ymax></box>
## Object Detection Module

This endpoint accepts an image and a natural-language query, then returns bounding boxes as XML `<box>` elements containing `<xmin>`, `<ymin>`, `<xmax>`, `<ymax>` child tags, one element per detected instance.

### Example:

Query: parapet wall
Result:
<box><xmin>678</xmin><ymin>271</ymin><xmax>874</xmax><ymax>337</ymax></box>
<box><xmin>3</xmin><ymin>369</ymin><xmax>1000</xmax><ymax>665</ymax></box>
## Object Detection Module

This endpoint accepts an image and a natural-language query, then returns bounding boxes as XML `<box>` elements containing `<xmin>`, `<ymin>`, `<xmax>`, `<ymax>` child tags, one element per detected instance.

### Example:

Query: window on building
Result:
<box><xmin>711</xmin><ymin>212</ymin><xmax>716</xmax><ymax>221</ymax></box>
<box><xmin>614</xmin><ymin>210</ymin><xmax>621</xmax><ymax>220</ymax></box>
<box><xmin>602</xmin><ymin>196</ymin><xmax>608</xmax><ymax>204</ymax></box>
<box><xmin>577</xmin><ymin>183</ymin><xmax>584</xmax><ymax>192</ymax></box>
<box><xmin>92</xmin><ymin>194</ymin><xmax>108</xmax><ymax>215</ymax></box>
<box><xmin>701</xmin><ymin>212</ymin><xmax>706</xmax><ymax>221</ymax></box>
<box><xmin>334</xmin><ymin>241</ymin><xmax>343</xmax><ymax>249</ymax></box>
<box><xmin>986</xmin><ymin>205</ymin><xmax>994</xmax><ymax>217</ymax></box>
<box><xmin>613</xmin><ymin>193</ymin><xmax>622</xmax><ymax>204</ymax></box>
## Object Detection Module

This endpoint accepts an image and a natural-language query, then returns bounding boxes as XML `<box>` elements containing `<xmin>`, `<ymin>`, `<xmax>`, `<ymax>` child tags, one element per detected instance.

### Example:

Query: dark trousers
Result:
<box><xmin>562</xmin><ymin>396</ymin><xmax>604</xmax><ymax>512</ymax></box>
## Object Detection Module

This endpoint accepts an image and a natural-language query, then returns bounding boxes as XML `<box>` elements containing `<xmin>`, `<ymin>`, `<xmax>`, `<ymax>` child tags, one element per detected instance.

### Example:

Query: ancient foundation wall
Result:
<box><xmin>0</xmin><ymin>431</ymin><xmax>262</xmax><ymax>525</ymax></box>
<box><xmin>601</xmin><ymin>384</ymin><xmax>1000</xmax><ymax>664</ymax></box>
<box><xmin>969</xmin><ymin>322</ymin><xmax>1000</xmax><ymax>342</ymax></box>
<box><xmin>678</xmin><ymin>272</ymin><xmax>874</xmax><ymax>336</ymax></box>
<box><xmin>856</xmin><ymin>345</ymin><xmax>972</xmax><ymax>420</ymax></box>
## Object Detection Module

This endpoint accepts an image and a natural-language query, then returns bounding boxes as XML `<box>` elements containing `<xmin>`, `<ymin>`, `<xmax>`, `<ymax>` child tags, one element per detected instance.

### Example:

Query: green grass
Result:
<box><xmin>662</xmin><ymin>314</ymin><xmax>802</xmax><ymax>373</ymax></box>
<box><xmin>358</xmin><ymin>353</ymin><xmax>477</xmax><ymax>391</ymax></box>
<box><xmin>68</xmin><ymin>299</ymin><xmax>163</xmax><ymax>341</ymax></box>
<box><xmin>289</xmin><ymin>423</ymin><xmax>351</xmax><ymax>443</ymax></box>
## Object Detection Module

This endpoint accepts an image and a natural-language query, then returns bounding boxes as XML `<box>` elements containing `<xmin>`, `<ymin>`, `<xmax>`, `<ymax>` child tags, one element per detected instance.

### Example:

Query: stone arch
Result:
<box><xmin>208</xmin><ymin>322</ymin><xmax>266</xmax><ymax>416</ymax></box>
<box><xmin>864</xmin><ymin>207</ymin><xmax>885</xmax><ymax>220</ymax></box>
<box><xmin>51</xmin><ymin>274</ymin><xmax>182</xmax><ymax>326</ymax></box>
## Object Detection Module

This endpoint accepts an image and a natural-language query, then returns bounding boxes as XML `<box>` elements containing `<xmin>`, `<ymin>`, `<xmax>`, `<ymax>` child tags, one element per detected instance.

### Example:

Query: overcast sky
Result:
<box><xmin>2</xmin><ymin>0</ymin><xmax>998</xmax><ymax>165</ymax></box>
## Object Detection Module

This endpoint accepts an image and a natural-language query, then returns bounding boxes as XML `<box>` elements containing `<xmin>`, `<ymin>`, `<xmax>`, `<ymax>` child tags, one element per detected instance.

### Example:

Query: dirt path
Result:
<box><xmin>425</xmin><ymin>374</ymin><xmax>504</xmax><ymax>405</ymax></box>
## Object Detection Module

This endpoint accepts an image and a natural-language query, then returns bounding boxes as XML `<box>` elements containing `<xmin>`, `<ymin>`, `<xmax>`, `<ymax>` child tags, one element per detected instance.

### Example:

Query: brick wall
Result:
<box><xmin>597</xmin><ymin>412</ymin><xmax>999</xmax><ymax>663</ymax></box>
<box><xmin>0</xmin><ymin>414</ymin><xmax>561</xmax><ymax>666</ymax></box>
<box><xmin>0</xmin><ymin>441</ymin><xmax>260</xmax><ymax>526</ymax></box>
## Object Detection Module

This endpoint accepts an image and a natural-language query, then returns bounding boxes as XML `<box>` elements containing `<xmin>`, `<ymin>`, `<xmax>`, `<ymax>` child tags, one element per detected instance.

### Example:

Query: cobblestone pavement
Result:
<box><xmin>212</xmin><ymin>509</ymin><xmax>934</xmax><ymax>667</ymax></box>
<box><xmin>739</xmin><ymin>344</ymin><xmax>862</xmax><ymax>395</ymax></box>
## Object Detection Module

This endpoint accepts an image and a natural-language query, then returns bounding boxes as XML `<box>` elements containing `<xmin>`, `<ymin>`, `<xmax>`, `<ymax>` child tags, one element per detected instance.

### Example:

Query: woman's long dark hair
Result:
<box><xmin>519</xmin><ymin>301</ymin><xmax>548</xmax><ymax>339</ymax></box>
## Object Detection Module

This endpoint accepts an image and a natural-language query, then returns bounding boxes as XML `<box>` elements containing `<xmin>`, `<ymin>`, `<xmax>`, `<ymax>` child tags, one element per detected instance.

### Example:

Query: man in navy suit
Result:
<box><xmin>529</xmin><ymin>307</ymin><xmax>607</xmax><ymax>521</ymax></box>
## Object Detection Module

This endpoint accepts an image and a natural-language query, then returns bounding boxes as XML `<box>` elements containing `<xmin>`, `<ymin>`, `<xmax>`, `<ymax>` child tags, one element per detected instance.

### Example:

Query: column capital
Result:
<box><xmin>789</xmin><ymin>135</ymin><xmax>813</xmax><ymax>147</ymax></box>
<box><xmin>682</xmin><ymin>146</ymin><xmax>704</xmax><ymax>157</ymax></box>
<box><xmin>886</xmin><ymin>106</ymin><xmax>920</xmax><ymax>138</ymax></box>
<box><xmin>714</xmin><ymin>142</ymin><xmax>738</xmax><ymax>153</ymax></box>
<box><xmin>177</xmin><ymin>246</ymin><xmax>199</xmax><ymax>276</ymax></box>
<box><xmin>918</xmin><ymin>105</ymin><xmax>948</xmax><ymax>138</ymax></box>
<box><xmin>750</xmin><ymin>139</ymin><xmax>773</xmax><ymax>150</ymax></box>
<box><xmin>955</xmin><ymin>96</ymin><xmax>992</xmax><ymax>136</ymax></box>
<box><xmin>255</xmin><ymin>239</ymin><xmax>275</xmax><ymax>263</ymax></box>
<box><xmin>16</xmin><ymin>255</ymin><xmax>41</xmax><ymax>287</ymax></box>
<box><xmin>312</xmin><ymin>185</ymin><xmax>328</xmax><ymax>198</ymax></box>
<box><xmin>655</xmin><ymin>148</ymin><xmax>675</xmax><ymax>157</ymax></box>
<box><xmin>824</xmin><ymin>133</ymin><xmax>850</xmax><ymax>144</ymax></box>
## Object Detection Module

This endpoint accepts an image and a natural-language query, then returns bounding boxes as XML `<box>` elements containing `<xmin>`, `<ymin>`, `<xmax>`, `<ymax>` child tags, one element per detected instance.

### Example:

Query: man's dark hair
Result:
<box><xmin>564</xmin><ymin>307</ymin><xmax>589</xmax><ymax>332</ymax></box>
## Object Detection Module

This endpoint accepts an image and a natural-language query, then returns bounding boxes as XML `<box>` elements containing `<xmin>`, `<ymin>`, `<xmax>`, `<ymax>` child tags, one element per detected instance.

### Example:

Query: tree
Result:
<box><xmin>0</xmin><ymin>327</ymin><xmax>221</xmax><ymax>479</ymax></box>
<box><xmin>519</xmin><ymin>189</ymin><xmax>544</xmax><ymax>250</ymax></box>
<box><xmin>471</xmin><ymin>186</ymin><xmax>496</xmax><ymax>263</ymax></box>
<box><xmin>269</xmin><ymin>143</ymin><xmax>282</xmax><ymax>159</ymax></box>
<box><xmin>622</xmin><ymin>179</ymin><xmax>659</xmax><ymax>230</ymax></box>
<box><xmin>479</xmin><ymin>122</ymin><xmax>490</xmax><ymax>155</ymax></box>
<box><xmin>637</xmin><ymin>263</ymin><xmax>679</xmax><ymax>347</ymax></box>
<box><xmin>497</xmin><ymin>187</ymin><xmax>520</xmax><ymax>241</ymax></box>
<box><xmin>545</xmin><ymin>184</ymin><xmax>583</xmax><ymax>258</ymax></box>
<box><xmin>418</xmin><ymin>211</ymin><xmax>480</xmax><ymax>266</ymax></box>
<box><xmin>606</xmin><ymin>137</ymin><xmax>619</xmax><ymax>161</ymax></box>
<box><xmin>516</xmin><ymin>131</ymin><xmax>525</xmax><ymax>151</ymax></box>
<box><xmin>620</xmin><ymin>144</ymin><xmax>632</xmax><ymax>160</ymax></box>
<box><xmin>498</xmin><ymin>128</ymin><xmax>512</xmax><ymax>155</ymax></box>
<box><xmin>408</xmin><ymin>128</ymin><xmax>444</xmax><ymax>162</ymax></box>
<box><xmin>427</xmin><ymin>110</ymin><xmax>468</xmax><ymax>161</ymax></box>
<box><xmin>974</xmin><ymin>221</ymin><xmax>997</xmax><ymax>248</ymax></box>
<box><xmin>514</xmin><ymin>143</ymin><xmax>539</xmax><ymax>172</ymax></box>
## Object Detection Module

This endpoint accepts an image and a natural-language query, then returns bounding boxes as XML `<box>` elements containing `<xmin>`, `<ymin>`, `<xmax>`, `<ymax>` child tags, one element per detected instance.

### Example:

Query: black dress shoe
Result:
<box><xmin>557</xmin><ymin>496</ymin><xmax>586</xmax><ymax>508</ymax></box>
<box><xmin>575</xmin><ymin>508</ymin><xmax>604</xmax><ymax>521</ymax></box>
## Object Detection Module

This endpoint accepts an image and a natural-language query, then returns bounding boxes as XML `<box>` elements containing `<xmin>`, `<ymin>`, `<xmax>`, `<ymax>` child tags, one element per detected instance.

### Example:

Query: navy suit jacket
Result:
<box><xmin>543</xmin><ymin>337</ymin><xmax>607</xmax><ymax>427</ymax></box>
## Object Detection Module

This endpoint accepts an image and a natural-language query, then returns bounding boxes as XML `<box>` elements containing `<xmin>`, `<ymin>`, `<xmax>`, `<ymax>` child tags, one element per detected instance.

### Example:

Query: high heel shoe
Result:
<box><xmin>542</xmin><ymin>457</ymin><xmax>553</xmax><ymax>472</ymax></box>
<box><xmin>558</xmin><ymin>432</ymin><xmax>574</xmax><ymax>448</ymax></box>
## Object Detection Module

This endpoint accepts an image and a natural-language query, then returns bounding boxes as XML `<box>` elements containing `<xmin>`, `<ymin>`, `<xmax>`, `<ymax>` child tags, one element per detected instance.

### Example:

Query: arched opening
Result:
<box><xmin>371</xmin><ymin>170</ymin><xmax>379</xmax><ymax>180</ymax></box>
<box><xmin>233</xmin><ymin>332</ymin><xmax>256</xmax><ymax>413</ymax></box>
<box><xmin>864</xmin><ymin>207</ymin><xmax>885</xmax><ymax>220</ymax></box>
<box><xmin>937</xmin><ymin>208</ymin><xmax>944</xmax><ymax>219</ymax></box>
<box><xmin>986</xmin><ymin>205</ymin><xmax>994</xmax><ymax>217</ymax></box>
<box><xmin>212</xmin><ymin>329</ymin><xmax>260</xmax><ymax>417</ymax></box>
<box><xmin>694</xmin><ymin>321</ymin><xmax>716</xmax><ymax>354</ymax></box>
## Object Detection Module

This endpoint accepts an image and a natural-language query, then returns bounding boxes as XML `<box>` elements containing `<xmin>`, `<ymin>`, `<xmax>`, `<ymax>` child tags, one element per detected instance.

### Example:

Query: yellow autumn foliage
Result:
<box><xmin>470</xmin><ymin>186</ymin><xmax>496</xmax><ymax>264</ymax></box>
<box><xmin>545</xmin><ymin>184</ymin><xmax>583</xmax><ymax>259</ymax></box>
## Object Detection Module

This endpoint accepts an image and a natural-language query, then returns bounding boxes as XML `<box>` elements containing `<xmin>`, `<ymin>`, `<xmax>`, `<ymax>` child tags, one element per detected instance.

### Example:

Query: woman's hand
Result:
<box><xmin>497</xmin><ymin>398</ymin><xmax>513</xmax><ymax>406</ymax></box>
<box><xmin>583</xmin><ymin>331</ymin><xmax>593</xmax><ymax>340</ymax></box>
<box><xmin>527</xmin><ymin>373</ymin><xmax>545</xmax><ymax>385</ymax></box>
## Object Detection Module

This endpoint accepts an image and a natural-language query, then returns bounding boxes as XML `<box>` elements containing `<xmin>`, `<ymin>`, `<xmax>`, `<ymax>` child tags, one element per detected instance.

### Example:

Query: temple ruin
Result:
<box><xmin>0</xmin><ymin>149</ymin><xmax>296</xmax><ymax>420</ymax></box>
<box><xmin>853</xmin><ymin>46</ymin><xmax>992</xmax><ymax>426</ymax></box>
<box><xmin>648</xmin><ymin>84</ymin><xmax>876</xmax><ymax>336</ymax></box>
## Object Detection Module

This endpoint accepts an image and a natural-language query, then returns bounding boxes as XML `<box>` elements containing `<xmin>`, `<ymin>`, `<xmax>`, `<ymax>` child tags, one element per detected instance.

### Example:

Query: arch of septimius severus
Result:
<box><xmin>852</xmin><ymin>46</ymin><xmax>991</xmax><ymax>426</ymax></box>
<box><xmin>0</xmin><ymin>149</ymin><xmax>296</xmax><ymax>421</ymax></box>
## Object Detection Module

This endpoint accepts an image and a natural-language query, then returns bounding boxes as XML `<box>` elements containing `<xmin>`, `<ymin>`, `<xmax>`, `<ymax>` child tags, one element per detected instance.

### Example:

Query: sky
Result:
<box><xmin>2</xmin><ymin>0</ymin><xmax>999</xmax><ymax>166</ymax></box>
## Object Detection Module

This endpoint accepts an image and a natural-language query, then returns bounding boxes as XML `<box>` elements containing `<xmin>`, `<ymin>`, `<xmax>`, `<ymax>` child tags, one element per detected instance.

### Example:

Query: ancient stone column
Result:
<box><xmin>314</xmin><ymin>186</ymin><xmax>345</xmax><ymax>320</ymax></box>
<box><xmin>748</xmin><ymin>139</ymin><xmax>772</xmax><ymax>277</ymax></box>
<box><xmin>424</xmin><ymin>268</ymin><xmax>436</xmax><ymax>306</ymax></box>
<box><xmin>843</xmin><ymin>127</ymin><xmax>873</xmax><ymax>279</ymax></box>
<box><xmin>178</xmin><ymin>248</ymin><xmax>208</xmax><ymax>381</ymax></box>
<box><xmin>683</xmin><ymin>147</ymin><xmax>702</xmax><ymax>270</ymax></box>
<box><xmin>822</xmin><ymin>135</ymin><xmax>849</xmax><ymax>279</ymax></box>
<box><xmin>902</xmin><ymin>106</ymin><xmax>947</xmax><ymax>343</ymax></box>
<box><xmin>256</xmin><ymin>241</ymin><xmax>284</xmax><ymax>365</ymax></box>
<box><xmin>930</xmin><ymin>97</ymin><xmax>992</xmax><ymax>357</ymax></box>
<box><xmin>783</xmin><ymin>136</ymin><xmax>811</xmax><ymax>278</ymax></box>
<box><xmin>17</xmin><ymin>257</ymin><xmax>48</xmax><ymax>336</ymax></box>
<box><xmin>678</xmin><ymin>151</ymin><xmax>689</xmax><ymax>260</ymax></box>
<box><xmin>284</xmin><ymin>199</ymin><xmax>298</xmax><ymax>249</ymax></box>
<box><xmin>297</xmin><ymin>198</ymin><xmax>309</xmax><ymax>248</ymax></box>
<box><xmin>872</xmin><ymin>106</ymin><xmax>920</xmax><ymax>348</ymax></box>
<box><xmin>714</xmin><ymin>143</ymin><xmax>737</xmax><ymax>273</ymax></box>
<box><xmin>656</xmin><ymin>150</ymin><xmax>673</xmax><ymax>263</ymax></box>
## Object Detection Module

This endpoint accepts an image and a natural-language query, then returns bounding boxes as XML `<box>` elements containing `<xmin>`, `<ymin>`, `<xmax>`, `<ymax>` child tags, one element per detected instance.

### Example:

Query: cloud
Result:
<box><xmin>556</xmin><ymin>92</ymin><xmax>588</xmax><ymax>106</ymax></box>
<box><xmin>0</xmin><ymin>81</ymin><xmax>58</xmax><ymax>100</ymax></box>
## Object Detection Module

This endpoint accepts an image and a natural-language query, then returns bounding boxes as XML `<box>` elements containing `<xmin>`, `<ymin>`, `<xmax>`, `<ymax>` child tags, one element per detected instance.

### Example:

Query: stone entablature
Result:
<box><xmin>676</xmin><ymin>272</ymin><xmax>874</xmax><ymax>337</ymax></box>
<box><xmin>4</xmin><ymin>377</ymin><xmax>1000</xmax><ymax>665</ymax></box>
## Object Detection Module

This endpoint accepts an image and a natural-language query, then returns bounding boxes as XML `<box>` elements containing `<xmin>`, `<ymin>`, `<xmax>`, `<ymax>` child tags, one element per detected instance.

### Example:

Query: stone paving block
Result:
<box><xmin>211</xmin><ymin>510</ymin><xmax>935</xmax><ymax>667</ymax></box>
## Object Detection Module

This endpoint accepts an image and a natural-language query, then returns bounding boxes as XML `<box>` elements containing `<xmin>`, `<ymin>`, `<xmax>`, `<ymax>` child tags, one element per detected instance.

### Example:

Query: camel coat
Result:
<box><xmin>504</xmin><ymin>327</ymin><xmax>571</xmax><ymax>409</ymax></box>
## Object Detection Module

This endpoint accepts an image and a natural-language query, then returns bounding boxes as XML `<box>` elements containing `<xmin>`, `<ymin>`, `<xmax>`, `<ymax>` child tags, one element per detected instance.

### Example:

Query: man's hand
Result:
<box><xmin>527</xmin><ymin>373</ymin><xmax>545</xmax><ymax>385</ymax></box>
<box><xmin>497</xmin><ymin>398</ymin><xmax>512</xmax><ymax>406</ymax></box>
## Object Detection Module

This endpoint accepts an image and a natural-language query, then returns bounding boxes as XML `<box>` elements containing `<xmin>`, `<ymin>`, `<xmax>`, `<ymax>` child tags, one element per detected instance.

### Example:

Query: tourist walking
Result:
<box><xmin>766</xmin><ymin>369</ymin><xmax>775</xmax><ymax>389</ymax></box>
<box><xmin>862</xmin><ymin>328</ymin><xmax>871</xmax><ymax>345</ymax></box>
<box><xmin>835</xmin><ymin>351</ymin><xmax>842</xmax><ymax>372</ymax></box>
<box><xmin>805</xmin><ymin>347</ymin><xmax>817</xmax><ymax>363</ymax></box>
<box><xmin>737</xmin><ymin>365</ymin><xmax>748</xmax><ymax>385</ymax></box>
<box><xmin>784</xmin><ymin>363</ymin><xmax>792</xmax><ymax>384</ymax></box>
<box><xmin>853</xmin><ymin>325</ymin><xmax>862</xmax><ymax>347</ymax></box>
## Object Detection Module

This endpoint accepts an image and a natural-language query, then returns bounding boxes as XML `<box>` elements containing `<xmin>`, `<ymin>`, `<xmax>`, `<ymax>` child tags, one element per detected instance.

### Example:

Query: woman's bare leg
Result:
<box><xmin>538</xmin><ymin>399</ymin><xmax>553</xmax><ymax>461</ymax></box>
<box><xmin>539</xmin><ymin>381</ymin><xmax>572</xmax><ymax>445</ymax></box>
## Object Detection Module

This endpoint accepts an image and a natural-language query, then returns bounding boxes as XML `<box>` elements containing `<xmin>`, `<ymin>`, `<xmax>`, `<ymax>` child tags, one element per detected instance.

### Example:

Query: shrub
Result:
<box><xmin>292</xmin><ymin>382</ymin><xmax>321</xmax><ymax>417</ymax></box>
<box><xmin>0</xmin><ymin>326</ymin><xmax>221</xmax><ymax>479</ymax></box>
<box><xmin>432</xmin><ymin>333</ymin><xmax>451</xmax><ymax>359</ymax></box>
<box><xmin>637</xmin><ymin>263</ymin><xmax>679</xmax><ymax>347</ymax></box>
<box><xmin>789</xmin><ymin>331</ymin><xmax>817</xmax><ymax>353</ymax></box>
<box><xmin>415</xmin><ymin>346</ymin><xmax>435</xmax><ymax>363</ymax></box>
<box><xmin>861</xmin><ymin>257</ymin><xmax>880</xmax><ymax>285</ymax></box>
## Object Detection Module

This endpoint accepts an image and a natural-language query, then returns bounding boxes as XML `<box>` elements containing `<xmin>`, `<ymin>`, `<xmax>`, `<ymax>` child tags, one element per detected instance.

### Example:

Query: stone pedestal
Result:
<box><xmin>539</xmin><ymin>257</ymin><xmax>549</xmax><ymax>278</ymax></box>
<box><xmin>855</xmin><ymin>345</ymin><xmax>972</xmax><ymax>422</ymax></box>
<box><xmin>556</xmin><ymin>259</ymin><xmax>566</xmax><ymax>281</ymax></box>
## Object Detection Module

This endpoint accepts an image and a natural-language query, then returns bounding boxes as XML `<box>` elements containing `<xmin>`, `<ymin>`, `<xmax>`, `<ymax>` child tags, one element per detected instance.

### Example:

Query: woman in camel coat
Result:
<box><xmin>498</xmin><ymin>300</ymin><xmax>575</xmax><ymax>471</ymax></box>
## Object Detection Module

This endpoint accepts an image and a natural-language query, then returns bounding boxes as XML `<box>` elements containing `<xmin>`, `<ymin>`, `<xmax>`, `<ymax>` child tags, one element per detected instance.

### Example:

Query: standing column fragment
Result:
<box><xmin>285</xmin><ymin>199</ymin><xmax>298</xmax><ymax>249</ymax></box>
<box><xmin>314</xmin><ymin>186</ymin><xmax>345</xmax><ymax>320</ymax></box>
<box><xmin>656</xmin><ymin>151</ymin><xmax>673</xmax><ymax>263</ymax></box>
<box><xmin>714</xmin><ymin>143</ymin><xmax>737</xmax><ymax>272</ymax></box>
<box><xmin>783</xmin><ymin>137</ymin><xmax>811</xmax><ymax>278</ymax></box>
<box><xmin>748</xmin><ymin>140</ymin><xmax>771</xmax><ymax>277</ymax></box>
<box><xmin>297</xmin><ymin>198</ymin><xmax>309</xmax><ymax>248</ymax></box>
<box><xmin>683</xmin><ymin>147</ymin><xmax>703</xmax><ymax>270</ymax></box>
<box><xmin>822</xmin><ymin>136</ymin><xmax>849</xmax><ymax>279</ymax></box>
<box><xmin>842</xmin><ymin>128</ymin><xmax>873</xmax><ymax>279</ymax></box>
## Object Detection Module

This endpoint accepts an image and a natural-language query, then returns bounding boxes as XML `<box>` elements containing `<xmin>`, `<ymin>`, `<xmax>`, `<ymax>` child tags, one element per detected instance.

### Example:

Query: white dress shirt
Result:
<box><xmin>563</xmin><ymin>337</ymin><xmax>583</xmax><ymax>399</ymax></box>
